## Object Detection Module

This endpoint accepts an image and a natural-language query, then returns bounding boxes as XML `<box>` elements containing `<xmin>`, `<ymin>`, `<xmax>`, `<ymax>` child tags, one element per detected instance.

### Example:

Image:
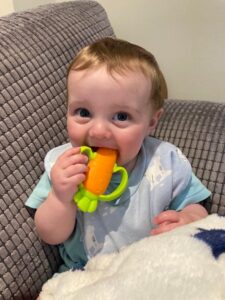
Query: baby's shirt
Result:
<box><xmin>26</xmin><ymin>137</ymin><xmax>211</xmax><ymax>271</ymax></box>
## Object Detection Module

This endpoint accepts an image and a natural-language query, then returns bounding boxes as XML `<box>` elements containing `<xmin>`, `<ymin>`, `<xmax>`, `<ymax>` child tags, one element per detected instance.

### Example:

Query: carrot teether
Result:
<box><xmin>73</xmin><ymin>146</ymin><xmax>128</xmax><ymax>213</ymax></box>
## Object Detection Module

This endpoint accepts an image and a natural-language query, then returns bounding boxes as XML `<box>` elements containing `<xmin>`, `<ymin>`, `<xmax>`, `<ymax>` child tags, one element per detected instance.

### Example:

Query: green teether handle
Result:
<box><xmin>80</xmin><ymin>146</ymin><xmax>96</xmax><ymax>159</ymax></box>
<box><xmin>99</xmin><ymin>164</ymin><xmax>128</xmax><ymax>202</ymax></box>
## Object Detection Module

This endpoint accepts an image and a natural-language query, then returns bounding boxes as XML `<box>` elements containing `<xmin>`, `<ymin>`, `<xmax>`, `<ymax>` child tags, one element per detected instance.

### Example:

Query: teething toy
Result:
<box><xmin>74</xmin><ymin>146</ymin><xmax>128</xmax><ymax>213</ymax></box>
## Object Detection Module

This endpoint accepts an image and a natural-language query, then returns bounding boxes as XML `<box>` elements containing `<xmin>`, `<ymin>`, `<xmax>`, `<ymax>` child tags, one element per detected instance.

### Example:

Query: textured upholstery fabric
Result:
<box><xmin>0</xmin><ymin>1</ymin><xmax>114</xmax><ymax>299</ymax></box>
<box><xmin>154</xmin><ymin>100</ymin><xmax>225</xmax><ymax>215</ymax></box>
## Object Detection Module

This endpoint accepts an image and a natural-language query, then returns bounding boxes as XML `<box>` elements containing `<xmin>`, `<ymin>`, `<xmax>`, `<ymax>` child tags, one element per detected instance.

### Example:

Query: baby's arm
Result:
<box><xmin>150</xmin><ymin>203</ymin><xmax>208</xmax><ymax>235</ymax></box>
<box><xmin>34</xmin><ymin>147</ymin><xmax>88</xmax><ymax>244</ymax></box>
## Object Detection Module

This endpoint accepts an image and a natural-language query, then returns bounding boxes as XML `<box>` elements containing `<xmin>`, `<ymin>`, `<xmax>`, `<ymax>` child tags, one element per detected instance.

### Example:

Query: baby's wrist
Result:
<box><xmin>49</xmin><ymin>190</ymin><xmax>76</xmax><ymax>209</ymax></box>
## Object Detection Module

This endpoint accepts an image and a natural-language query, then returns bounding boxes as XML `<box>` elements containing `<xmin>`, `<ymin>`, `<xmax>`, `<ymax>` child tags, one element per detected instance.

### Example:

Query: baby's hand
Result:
<box><xmin>50</xmin><ymin>147</ymin><xmax>88</xmax><ymax>203</ymax></box>
<box><xmin>150</xmin><ymin>209</ymin><xmax>194</xmax><ymax>235</ymax></box>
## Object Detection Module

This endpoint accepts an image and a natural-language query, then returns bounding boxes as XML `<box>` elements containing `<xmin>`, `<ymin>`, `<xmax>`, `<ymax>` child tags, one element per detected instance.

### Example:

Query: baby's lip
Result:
<box><xmin>89</xmin><ymin>145</ymin><xmax>117</xmax><ymax>152</ymax></box>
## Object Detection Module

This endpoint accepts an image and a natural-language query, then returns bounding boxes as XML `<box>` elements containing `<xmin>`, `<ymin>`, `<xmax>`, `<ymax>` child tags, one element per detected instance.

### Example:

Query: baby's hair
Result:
<box><xmin>67</xmin><ymin>37</ymin><xmax>167</xmax><ymax>109</ymax></box>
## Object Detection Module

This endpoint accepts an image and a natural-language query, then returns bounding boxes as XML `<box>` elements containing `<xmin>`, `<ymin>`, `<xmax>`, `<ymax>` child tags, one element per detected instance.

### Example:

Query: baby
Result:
<box><xmin>26</xmin><ymin>37</ymin><xmax>210</xmax><ymax>273</ymax></box>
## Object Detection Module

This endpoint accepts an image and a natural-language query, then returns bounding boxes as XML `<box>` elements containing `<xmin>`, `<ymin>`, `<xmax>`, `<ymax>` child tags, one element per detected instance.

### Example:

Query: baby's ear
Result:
<box><xmin>148</xmin><ymin>108</ymin><xmax>164</xmax><ymax>134</ymax></box>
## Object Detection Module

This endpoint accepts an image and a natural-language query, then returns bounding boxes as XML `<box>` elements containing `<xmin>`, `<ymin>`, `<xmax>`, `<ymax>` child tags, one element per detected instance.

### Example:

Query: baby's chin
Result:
<box><xmin>121</xmin><ymin>157</ymin><xmax>138</xmax><ymax>173</ymax></box>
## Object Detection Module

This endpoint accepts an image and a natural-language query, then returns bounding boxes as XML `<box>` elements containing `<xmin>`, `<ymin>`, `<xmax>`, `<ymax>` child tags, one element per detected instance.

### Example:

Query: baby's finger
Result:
<box><xmin>59</xmin><ymin>147</ymin><xmax>81</xmax><ymax>159</ymax></box>
<box><xmin>68</xmin><ymin>173</ymin><xmax>87</xmax><ymax>188</ymax></box>
<box><xmin>64</xmin><ymin>163</ymin><xmax>88</xmax><ymax>178</ymax></box>
<box><xmin>57</xmin><ymin>153</ymin><xmax>88</xmax><ymax>170</ymax></box>
<box><xmin>150</xmin><ymin>222</ymin><xmax>179</xmax><ymax>235</ymax></box>
<box><xmin>65</xmin><ymin>153</ymin><xmax>88</xmax><ymax>167</ymax></box>
<box><xmin>153</xmin><ymin>210</ymin><xmax>180</xmax><ymax>225</ymax></box>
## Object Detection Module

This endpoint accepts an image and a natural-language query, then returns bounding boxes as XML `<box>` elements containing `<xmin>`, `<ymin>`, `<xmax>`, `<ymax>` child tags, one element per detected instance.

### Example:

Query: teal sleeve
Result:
<box><xmin>169</xmin><ymin>173</ymin><xmax>211</xmax><ymax>210</ymax></box>
<box><xmin>25</xmin><ymin>171</ymin><xmax>51</xmax><ymax>209</ymax></box>
<box><xmin>58</xmin><ymin>220</ymin><xmax>88</xmax><ymax>272</ymax></box>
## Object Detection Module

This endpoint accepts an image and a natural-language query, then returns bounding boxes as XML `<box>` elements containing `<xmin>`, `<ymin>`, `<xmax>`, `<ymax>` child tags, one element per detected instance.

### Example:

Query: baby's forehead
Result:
<box><xmin>68</xmin><ymin>65</ymin><xmax>152</xmax><ymax>104</ymax></box>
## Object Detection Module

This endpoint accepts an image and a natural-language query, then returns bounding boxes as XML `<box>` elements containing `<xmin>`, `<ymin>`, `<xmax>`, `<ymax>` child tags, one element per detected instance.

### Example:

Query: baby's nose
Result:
<box><xmin>89</xmin><ymin>121</ymin><xmax>112</xmax><ymax>140</ymax></box>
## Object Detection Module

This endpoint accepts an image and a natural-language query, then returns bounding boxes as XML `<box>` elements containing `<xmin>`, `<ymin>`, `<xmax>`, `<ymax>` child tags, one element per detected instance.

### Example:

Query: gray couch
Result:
<box><xmin>0</xmin><ymin>1</ymin><xmax>224</xmax><ymax>299</ymax></box>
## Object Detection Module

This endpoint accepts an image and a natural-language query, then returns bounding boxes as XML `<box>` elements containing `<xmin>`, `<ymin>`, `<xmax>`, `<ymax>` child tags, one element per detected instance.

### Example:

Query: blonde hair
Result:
<box><xmin>67</xmin><ymin>37</ymin><xmax>167</xmax><ymax>109</ymax></box>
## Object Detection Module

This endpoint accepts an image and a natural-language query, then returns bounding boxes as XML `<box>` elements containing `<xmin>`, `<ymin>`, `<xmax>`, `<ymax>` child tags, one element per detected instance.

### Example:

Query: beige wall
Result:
<box><xmin>0</xmin><ymin>1</ymin><xmax>14</xmax><ymax>16</ymax></box>
<box><xmin>1</xmin><ymin>0</ymin><xmax>225</xmax><ymax>102</ymax></box>
<box><xmin>13</xmin><ymin>0</ymin><xmax>55</xmax><ymax>12</ymax></box>
<box><xmin>97</xmin><ymin>0</ymin><xmax>225</xmax><ymax>102</ymax></box>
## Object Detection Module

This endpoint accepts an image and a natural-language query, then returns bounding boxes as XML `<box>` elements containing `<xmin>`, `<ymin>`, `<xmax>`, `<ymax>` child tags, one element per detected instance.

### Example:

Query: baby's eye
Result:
<box><xmin>113</xmin><ymin>112</ymin><xmax>129</xmax><ymax>121</ymax></box>
<box><xmin>75</xmin><ymin>108</ymin><xmax>90</xmax><ymax>118</ymax></box>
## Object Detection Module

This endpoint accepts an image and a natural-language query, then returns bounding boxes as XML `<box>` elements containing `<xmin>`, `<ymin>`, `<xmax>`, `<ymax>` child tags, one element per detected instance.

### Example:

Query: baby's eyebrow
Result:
<box><xmin>68</xmin><ymin>99</ymin><xmax>90</xmax><ymax>109</ymax></box>
<box><xmin>70</xmin><ymin>99</ymin><xmax>88</xmax><ymax>105</ymax></box>
<box><xmin>114</xmin><ymin>104</ymin><xmax>141</xmax><ymax>114</ymax></box>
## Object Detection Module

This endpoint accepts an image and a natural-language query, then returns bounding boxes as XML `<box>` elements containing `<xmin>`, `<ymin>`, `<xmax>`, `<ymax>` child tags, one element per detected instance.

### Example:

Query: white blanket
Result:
<box><xmin>40</xmin><ymin>214</ymin><xmax>225</xmax><ymax>300</ymax></box>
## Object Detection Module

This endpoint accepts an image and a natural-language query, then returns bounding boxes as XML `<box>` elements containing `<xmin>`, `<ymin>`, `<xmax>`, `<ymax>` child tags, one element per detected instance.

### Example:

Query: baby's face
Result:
<box><xmin>67</xmin><ymin>66</ymin><xmax>161</xmax><ymax>172</ymax></box>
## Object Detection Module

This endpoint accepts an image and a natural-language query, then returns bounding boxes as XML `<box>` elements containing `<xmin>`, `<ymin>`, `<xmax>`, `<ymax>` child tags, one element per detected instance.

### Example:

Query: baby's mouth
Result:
<box><xmin>89</xmin><ymin>146</ymin><xmax>118</xmax><ymax>155</ymax></box>
<box><xmin>91</xmin><ymin>146</ymin><xmax>99</xmax><ymax>152</ymax></box>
